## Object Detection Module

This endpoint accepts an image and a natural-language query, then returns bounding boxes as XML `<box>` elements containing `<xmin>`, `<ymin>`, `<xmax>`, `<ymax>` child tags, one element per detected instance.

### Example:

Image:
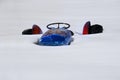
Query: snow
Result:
<box><xmin>0</xmin><ymin>0</ymin><xmax>120</xmax><ymax>80</ymax></box>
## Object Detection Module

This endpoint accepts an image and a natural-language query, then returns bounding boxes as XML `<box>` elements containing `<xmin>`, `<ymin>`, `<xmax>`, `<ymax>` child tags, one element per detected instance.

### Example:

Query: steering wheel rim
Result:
<box><xmin>47</xmin><ymin>22</ymin><xmax>70</xmax><ymax>29</ymax></box>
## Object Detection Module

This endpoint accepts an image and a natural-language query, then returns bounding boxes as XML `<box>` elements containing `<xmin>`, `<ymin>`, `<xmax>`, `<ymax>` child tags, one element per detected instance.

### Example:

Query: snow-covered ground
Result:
<box><xmin>0</xmin><ymin>0</ymin><xmax>120</xmax><ymax>80</ymax></box>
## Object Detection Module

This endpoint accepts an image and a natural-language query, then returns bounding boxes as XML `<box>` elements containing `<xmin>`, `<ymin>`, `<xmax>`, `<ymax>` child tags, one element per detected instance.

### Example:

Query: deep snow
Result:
<box><xmin>0</xmin><ymin>0</ymin><xmax>120</xmax><ymax>80</ymax></box>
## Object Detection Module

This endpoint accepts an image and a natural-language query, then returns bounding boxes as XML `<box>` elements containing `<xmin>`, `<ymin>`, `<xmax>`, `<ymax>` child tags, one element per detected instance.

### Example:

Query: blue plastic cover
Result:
<box><xmin>38</xmin><ymin>28</ymin><xmax>72</xmax><ymax>46</ymax></box>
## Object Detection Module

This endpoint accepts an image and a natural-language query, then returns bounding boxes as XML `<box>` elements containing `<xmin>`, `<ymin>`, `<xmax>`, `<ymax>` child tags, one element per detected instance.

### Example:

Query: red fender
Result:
<box><xmin>82</xmin><ymin>21</ymin><xmax>91</xmax><ymax>35</ymax></box>
<box><xmin>32</xmin><ymin>24</ymin><xmax>43</xmax><ymax>34</ymax></box>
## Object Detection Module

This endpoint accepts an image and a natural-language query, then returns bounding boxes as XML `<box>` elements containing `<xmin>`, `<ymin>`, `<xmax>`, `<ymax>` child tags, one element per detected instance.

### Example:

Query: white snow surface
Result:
<box><xmin>0</xmin><ymin>0</ymin><xmax>120</xmax><ymax>80</ymax></box>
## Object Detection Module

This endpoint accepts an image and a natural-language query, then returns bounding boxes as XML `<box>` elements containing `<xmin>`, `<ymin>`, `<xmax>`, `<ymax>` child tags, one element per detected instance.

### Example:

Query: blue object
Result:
<box><xmin>38</xmin><ymin>23</ymin><xmax>74</xmax><ymax>46</ymax></box>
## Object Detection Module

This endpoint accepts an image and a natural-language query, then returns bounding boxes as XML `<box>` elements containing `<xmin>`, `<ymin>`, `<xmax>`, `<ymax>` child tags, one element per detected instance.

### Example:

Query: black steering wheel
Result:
<box><xmin>47</xmin><ymin>22</ymin><xmax>70</xmax><ymax>29</ymax></box>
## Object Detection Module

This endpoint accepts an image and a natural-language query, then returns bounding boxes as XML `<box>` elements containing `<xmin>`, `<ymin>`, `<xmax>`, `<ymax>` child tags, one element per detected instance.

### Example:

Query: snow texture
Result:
<box><xmin>0</xmin><ymin>0</ymin><xmax>120</xmax><ymax>80</ymax></box>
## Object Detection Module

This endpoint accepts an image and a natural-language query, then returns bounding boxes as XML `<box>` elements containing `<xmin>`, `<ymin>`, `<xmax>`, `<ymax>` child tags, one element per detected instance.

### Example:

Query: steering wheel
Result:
<box><xmin>47</xmin><ymin>22</ymin><xmax>70</xmax><ymax>29</ymax></box>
